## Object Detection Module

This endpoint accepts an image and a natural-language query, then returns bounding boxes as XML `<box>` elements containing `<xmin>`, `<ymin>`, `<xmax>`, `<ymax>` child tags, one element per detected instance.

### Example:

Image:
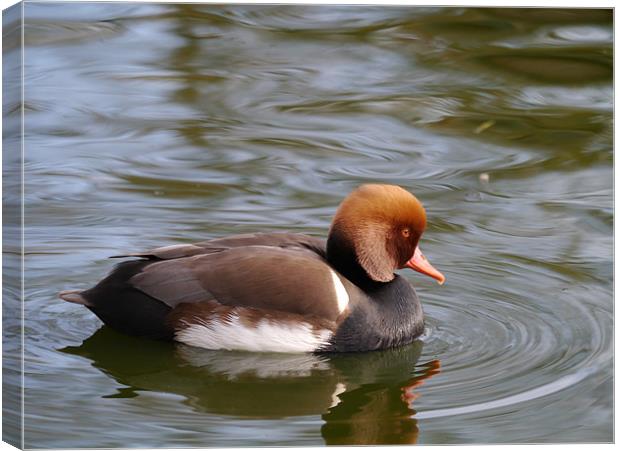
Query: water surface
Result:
<box><xmin>3</xmin><ymin>3</ymin><xmax>613</xmax><ymax>446</ymax></box>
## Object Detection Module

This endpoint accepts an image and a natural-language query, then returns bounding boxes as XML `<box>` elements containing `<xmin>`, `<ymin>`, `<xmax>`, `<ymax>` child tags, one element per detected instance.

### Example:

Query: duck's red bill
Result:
<box><xmin>406</xmin><ymin>247</ymin><xmax>445</xmax><ymax>285</ymax></box>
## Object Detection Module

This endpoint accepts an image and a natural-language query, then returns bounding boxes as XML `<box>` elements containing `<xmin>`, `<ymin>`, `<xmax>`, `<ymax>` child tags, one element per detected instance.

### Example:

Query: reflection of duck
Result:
<box><xmin>62</xmin><ymin>327</ymin><xmax>440</xmax><ymax>444</ymax></box>
<box><xmin>60</xmin><ymin>184</ymin><xmax>444</xmax><ymax>352</ymax></box>
<box><xmin>322</xmin><ymin>358</ymin><xmax>441</xmax><ymax>445</ymax></box>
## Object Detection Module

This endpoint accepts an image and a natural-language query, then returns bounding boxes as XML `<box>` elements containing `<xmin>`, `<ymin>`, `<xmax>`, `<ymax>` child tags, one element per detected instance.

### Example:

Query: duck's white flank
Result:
<box><xmin>329</xmin><ymin>269</ymin><xmax>349</xmax><ymax>314</ymax></box>
<box><xmin>175</xmin><ymin>315</ymin><xmax>333</xmax><ymax>353</ymax></box>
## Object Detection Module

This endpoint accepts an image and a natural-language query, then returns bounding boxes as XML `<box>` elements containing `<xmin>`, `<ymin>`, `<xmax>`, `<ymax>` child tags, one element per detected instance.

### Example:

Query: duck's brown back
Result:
<box><xmin>80</xmin><ymin>233</ymin><xmax>361</xmax><ymax>351</ymax></box>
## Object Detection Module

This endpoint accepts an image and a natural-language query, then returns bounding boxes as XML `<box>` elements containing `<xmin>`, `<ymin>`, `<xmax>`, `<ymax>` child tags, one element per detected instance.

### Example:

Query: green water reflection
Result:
<box><xmin>63</xmin><ymin>328</ymin><xmax>440</xmax><ymax>445</ymax></box>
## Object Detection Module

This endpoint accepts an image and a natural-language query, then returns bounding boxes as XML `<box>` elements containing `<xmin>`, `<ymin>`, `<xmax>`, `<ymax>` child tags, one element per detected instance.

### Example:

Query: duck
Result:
<box><xmin>59</xmin><ymin>184</ymin><xmax>444</xmax><ymax>353</ymax></box>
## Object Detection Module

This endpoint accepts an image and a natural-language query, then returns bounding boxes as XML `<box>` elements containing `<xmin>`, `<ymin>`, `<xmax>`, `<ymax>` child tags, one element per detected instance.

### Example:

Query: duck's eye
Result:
<box><xmin>402</xmin><ymin>228</ymin><xmax>411</xmax><ymax>238</ymax></box>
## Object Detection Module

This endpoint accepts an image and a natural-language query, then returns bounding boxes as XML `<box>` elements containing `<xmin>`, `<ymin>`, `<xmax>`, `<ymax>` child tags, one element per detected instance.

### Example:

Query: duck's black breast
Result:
<box><xmin>325</xmin><ymin>275</ymin><xmax>424</xmax><ymax>353</ymax></box>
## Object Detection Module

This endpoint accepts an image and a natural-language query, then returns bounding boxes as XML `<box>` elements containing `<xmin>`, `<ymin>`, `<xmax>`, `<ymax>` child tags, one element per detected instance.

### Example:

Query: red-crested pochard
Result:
<box><xmin>59</xmin><ymin>184</ymin><xmax>444</xmax><ymax>353</ymax></box>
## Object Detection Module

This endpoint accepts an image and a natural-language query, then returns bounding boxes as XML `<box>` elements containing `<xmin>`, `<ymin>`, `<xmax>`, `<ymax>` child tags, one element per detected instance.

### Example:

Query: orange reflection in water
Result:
<box><xmin>321</xmin><ymin>359</ymin><xmax>441</xmax><ymax>445</ymax></box>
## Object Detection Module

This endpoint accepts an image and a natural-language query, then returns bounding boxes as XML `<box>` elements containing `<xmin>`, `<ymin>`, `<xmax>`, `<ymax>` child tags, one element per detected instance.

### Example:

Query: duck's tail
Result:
<box><xmin>59</xmin><ymin>289</ymin><xmax>91</xmax><ymax>306</ymax></box>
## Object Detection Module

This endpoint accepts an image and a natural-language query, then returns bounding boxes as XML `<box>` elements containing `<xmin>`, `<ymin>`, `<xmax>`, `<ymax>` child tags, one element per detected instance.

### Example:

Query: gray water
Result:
<box><xmin>2</xmin><ymin>3</ymin><xmax>612</xmax><ymax>447</ymax></box>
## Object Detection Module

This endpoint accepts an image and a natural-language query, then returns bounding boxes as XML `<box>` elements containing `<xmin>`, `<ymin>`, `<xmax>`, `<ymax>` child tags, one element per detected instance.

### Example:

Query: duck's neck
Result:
<box><xmin>326</xmin><ymin>231</ymin><xmax>388</xmax><ymax>289</ymax></box>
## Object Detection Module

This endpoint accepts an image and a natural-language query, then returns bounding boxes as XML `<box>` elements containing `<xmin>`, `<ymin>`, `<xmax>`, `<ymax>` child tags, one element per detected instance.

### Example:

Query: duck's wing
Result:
<box><xmin>111</xmin><ymin>232</ymin><xmax>327</xmax><ymax>260</ymax></box>
<box><xmin>124</xmin><ymin>234</ymin><xmax>353</xmax><ymax>325</ymax></box>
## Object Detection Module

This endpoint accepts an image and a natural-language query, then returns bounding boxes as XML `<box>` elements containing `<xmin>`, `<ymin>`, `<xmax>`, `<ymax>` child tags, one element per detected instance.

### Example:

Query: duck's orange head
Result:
<box><xmin>328</xmin><ymin>184</ymin><xmax>445</xmax><ymax>284</ymax></box>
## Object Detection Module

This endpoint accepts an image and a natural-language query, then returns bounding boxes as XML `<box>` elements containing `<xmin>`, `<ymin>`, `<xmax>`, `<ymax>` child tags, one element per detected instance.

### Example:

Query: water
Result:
<box><xmin>3</xmin><ymin>3</ymin><xmax>612</xmax><ymax>447</ymax></box>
